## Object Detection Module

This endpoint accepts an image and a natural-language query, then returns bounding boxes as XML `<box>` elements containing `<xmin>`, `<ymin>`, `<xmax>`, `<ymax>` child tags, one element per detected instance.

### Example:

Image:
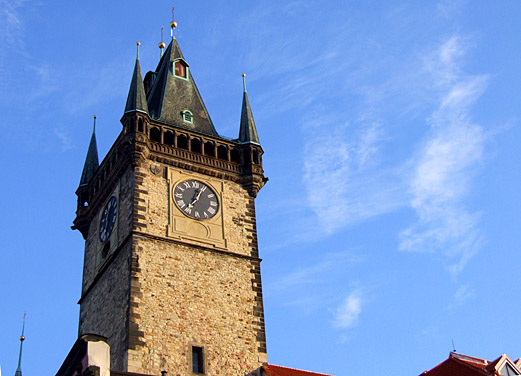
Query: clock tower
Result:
<box><xmin>70</xmin><ymin>28</ymin><xmax>267</xmax><ymax>375</ymax></box>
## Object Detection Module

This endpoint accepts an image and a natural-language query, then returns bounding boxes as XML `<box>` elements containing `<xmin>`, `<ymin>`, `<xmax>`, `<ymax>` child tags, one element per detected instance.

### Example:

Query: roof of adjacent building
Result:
<box><xmin>260</xmin><ymin>364</ymin><xmax>335</xmax><ymax>376</ymax></box>
<box><xmin>420</xmin><ymin>352</ymin><xmax>521</xmax><ymax>376</ymax></box>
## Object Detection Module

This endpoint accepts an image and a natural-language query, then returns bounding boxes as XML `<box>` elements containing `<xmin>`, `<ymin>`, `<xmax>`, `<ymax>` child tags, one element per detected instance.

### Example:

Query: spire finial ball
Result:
<box><xmin>159</xmin><ymin>42</ymin><xmax>166</xmax><ymax>49</ymax></box>
<box><xmin>20</xmin><ymin>336</ymin><xmax>25</xmax><ymax>341</ymax></box>
<box><xmin>170</xmin><ymin>21</ymin><xmax>178</xmax><ymax>29</ymax></box>
<box><xmin>137</xmin><ymin>41</ymin><xmax>141</xmax><ymax>46</ymax></box>
<box><xmin>93</xmin><ymin>115</ymin><xmax>97</xmax><ymax>119</ymax></box>
<box><xmin>242</xmin><ymin>73</ymin><xmax>246</xmax><ymax>77</ymax></box>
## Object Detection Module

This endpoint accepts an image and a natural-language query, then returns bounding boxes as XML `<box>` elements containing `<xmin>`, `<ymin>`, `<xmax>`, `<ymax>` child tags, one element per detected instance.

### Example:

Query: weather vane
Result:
<box><xmin>159</xmin><ymin>26</ymin><xmax>166</xmax><ymax>57</ymax></box>
<box><xmin>170</xmin><ymin>6</ymin><xmax>178</xmax><ymax>38</ymax></box>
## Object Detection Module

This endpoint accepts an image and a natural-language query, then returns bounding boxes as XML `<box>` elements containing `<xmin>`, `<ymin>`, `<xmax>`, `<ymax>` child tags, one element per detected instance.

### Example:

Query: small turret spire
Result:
<box><xmin>14</xmin><ymin>312</ymin><xmax>26</xmax><ymax>376</ymax></box>
<box><xmin>239</xmin><ymin>74</ymin><xmax>260</xmax><ymax>144</ymax></box>
<box><xmin>79</xmin><ymin>116</ymin><xmax>99</xmax><ymax>187</ymax></box>
<box><xmin>124</xmin><ymin>43</ymin><xmax>149</xmax><ymax>115</ymax></box>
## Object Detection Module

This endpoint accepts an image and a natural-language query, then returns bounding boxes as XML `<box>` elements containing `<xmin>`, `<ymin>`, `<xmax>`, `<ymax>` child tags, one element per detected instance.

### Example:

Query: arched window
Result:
<box><xmin>191</xmin><ymin>138</ymin><xmax>202</xmax><ymax>154</ymax></box>
<box><xmin>204</xmin><ymin>141</ymin><xmax>215</xmax><ymax>157</ymax></box>
<box><xmin>217</xmin><ymin>145</ymin><xmax>228</xmax><ymax>161</ymax></box>
<box><xmin>182</xmin><ymin>110</ymin><xmax>193</xmax><ymax>124</ymax></box>
<box><xmin>177</xmin><ymin>134</ymin><xmax>188</xmax><ymax>150</ymax></box>
<box><xmin>150</xmin><ymin>127</ymin><xmax>161</xmax><ymax>143</ymax></box>
<box><xmin>231</xmin><ymin>148</ymin><xmax>241</xmax><ymax>164</ymax></box>
<box><xmin>138</xmin><ymin>118</ymin><xmax>144</xmax><ymax>132</ymax></box>
<box><xmin>164</xmin><ymin>131</ymin><xmax>174</xmax><ymax>146</ymax></box>
<box><xmin>252</xmin><ymin>149</ymin><xmax>259</xmax><ymax>164</ymax></box>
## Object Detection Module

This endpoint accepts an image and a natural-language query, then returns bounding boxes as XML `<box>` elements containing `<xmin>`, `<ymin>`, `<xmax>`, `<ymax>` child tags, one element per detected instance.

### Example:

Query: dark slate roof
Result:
<box><xmin>79</xmin><ymin>125</ymin><xmax>99</xmax><ymax>187</ymax></box>
<box><xmin>124</xmin><ymin>57</ymin><xmax>149</xmax><ymax>114</ymax></box>
<box><xmin>239</xmin><ymin>83</ymin><xmax>260</xmax><ymax>144</ymax></box>
<box><xmin>146</xmin><ymin>38</ymin><xmax>218</xmax><ymax>136</ymax></box>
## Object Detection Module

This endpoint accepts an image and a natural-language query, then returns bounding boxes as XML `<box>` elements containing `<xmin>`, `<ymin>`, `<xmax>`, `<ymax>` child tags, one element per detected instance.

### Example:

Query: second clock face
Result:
<box><xmin>173</xmin><ymin>180</ymin><xmax>219</xmax><ymax>220</ymax></box>
<box><xmin>99</xmin><ymin>196</ymin><xmax>117</xmax><ymax>243</ymax></box>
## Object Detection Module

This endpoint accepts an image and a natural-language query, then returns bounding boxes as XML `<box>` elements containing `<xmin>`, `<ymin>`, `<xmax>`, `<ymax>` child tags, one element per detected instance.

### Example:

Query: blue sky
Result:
<box><xmin>1</xmin><ymin>1</ymin><xmax>520</xmax><ymax>375</ymax></box>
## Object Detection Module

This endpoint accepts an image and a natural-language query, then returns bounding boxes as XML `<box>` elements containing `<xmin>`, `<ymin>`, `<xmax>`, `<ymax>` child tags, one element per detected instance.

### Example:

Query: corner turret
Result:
<box><xmin>239</xmin><ymin>74</ymin><xmax>260</xmax><ymax>145</ymax></box>
<box><xmin>124</xmin><ymin>42</ymin><xmax>149</xmax><ymax>115</ymax></box>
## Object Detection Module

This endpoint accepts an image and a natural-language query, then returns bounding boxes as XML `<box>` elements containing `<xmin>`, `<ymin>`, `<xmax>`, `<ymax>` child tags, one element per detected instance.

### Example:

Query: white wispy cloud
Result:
<box><xmin>270</xmin><ymin>251</ymin><xmax>362</xmax><ymax>292</ymax></box>
<box><xmin>399</xmin><ymin>36</ymin><xmax>488</xmax><ymax>276</ymax></box>
<box><xmin>332</xmin><ymin>290</ymin><xmax>363</xmax><ymax>329</ymax></box>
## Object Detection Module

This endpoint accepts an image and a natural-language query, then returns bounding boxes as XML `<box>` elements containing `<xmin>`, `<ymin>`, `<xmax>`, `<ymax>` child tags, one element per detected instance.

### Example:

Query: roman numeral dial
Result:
<box><xmin>173</xmin><ymin>180</ymin><xmax>220</xmax><ymax>220</ymax></box>
<box><xmin>99</xmin><ymin>196</ymin><xmax>117</xmax><ymax>242</ymax></box>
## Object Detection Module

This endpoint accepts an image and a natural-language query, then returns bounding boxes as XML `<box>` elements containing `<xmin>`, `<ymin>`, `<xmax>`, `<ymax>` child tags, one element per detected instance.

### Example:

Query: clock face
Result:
<box><xmin>173</xmin><ymin>180</ymin><xmax>219</xmax><ymax>220</ymax></box>
<box><xmin>99</xmin><ymin>196</ymin><xmax>117</xmax><ymax>242</ymax></box>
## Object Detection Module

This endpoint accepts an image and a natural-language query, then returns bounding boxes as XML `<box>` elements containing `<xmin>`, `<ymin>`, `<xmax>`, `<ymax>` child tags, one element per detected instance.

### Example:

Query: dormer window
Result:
<box><xmin>173</xmin><ymin>60</ymin><xmax>188</xmax><ymax>79</ymax></box>
<box><xmin>182</xmin><ymin>110</ymin><xmax>193</xmax><ymax>123</ymax></box>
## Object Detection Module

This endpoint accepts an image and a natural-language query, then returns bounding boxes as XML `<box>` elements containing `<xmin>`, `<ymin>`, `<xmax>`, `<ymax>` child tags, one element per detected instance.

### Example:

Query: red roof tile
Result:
<box><xmin>263</xmin><ymin>364</ymin><xmax>335</xmax><ymax>376</ymax></box>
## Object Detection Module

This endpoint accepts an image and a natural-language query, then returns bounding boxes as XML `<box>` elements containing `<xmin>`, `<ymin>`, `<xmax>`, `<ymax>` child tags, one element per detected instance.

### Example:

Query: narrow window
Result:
<box><xmin>150</xmin><ymin>127</ymin><xmax>162</xmax><ymax>143</ymax></box>
<box><xmin>191</xmin><ymin>139</ymin><xmax>202</xmax><ymax>154</ymax></box>
<box><xmin>164</xmin><ymin>131</ymin><xmax>174</xmax><ymax>146</ymax></box>
<box><xmin>177</xmin><ymin>134</ymin><xmax>188</xmax><ymax>150</ymax></box>
<box><xmin>102</xmin><ymin>241</ymin><xmax>110</xmax><ymax>258</ymax></box>
<box><xmin>204</xmin><ymin>141</ymin><xmax>215</xmax><ymax>157</ymax></box>
<box><xmin>192</xmin><ymin>346</ymin><xmax>204</xmax><ymax>374</ymax></box>
<box><xmin>217</xmin><ymin>145</ymin><xmax>228</xmax><ymax>161</ymax></box>
<box><xmin>231</xmin><ymin>148</ymin><xmax>241</xmax><ymax>164</ymax></box>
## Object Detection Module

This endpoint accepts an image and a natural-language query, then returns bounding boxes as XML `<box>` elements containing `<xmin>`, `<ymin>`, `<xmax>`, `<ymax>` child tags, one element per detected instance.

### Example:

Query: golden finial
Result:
<box><xmin>93</xmin><ymin>115</ymin><xmax>97</xmax><ymax>119</ymax></box>
<box><xmin>242</xmin><ymin>73</ymin><xmax>247</xmax><ymax>92</ymax></box>
<box><xmin>242</xmin><ymin>73</ymin><xmax>246</xmax><ymax>77</ymax></box>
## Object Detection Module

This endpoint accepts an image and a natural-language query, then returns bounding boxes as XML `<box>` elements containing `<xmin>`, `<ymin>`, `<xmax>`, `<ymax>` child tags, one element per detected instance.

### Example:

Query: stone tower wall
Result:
<box><xmin>78</xmin><ymin>165</ymin><xmax>136</xmax><ymax>371</ymax></box>
<box><xmin>125</xmin><ymin>158</ymin><xmax>267</xmax><ymax>375</ymax></box>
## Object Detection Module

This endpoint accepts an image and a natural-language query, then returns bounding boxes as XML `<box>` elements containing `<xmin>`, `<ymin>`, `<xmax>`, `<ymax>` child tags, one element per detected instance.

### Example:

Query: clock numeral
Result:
<box><xmin>200</xmin><ymin>186</ymin><xmax>207</xmax><ymax>192</ymax></box>
<box><xmin>195</xmin><ymin>211</ymin><xmax>200</xmax><ymax>218</ymax></box>
<box><xmin>203</xmin><ymin>212</ymin><xmax>209</xmax><ymax>218</ymax></box>
<box><xmin>207</xmin><ymin>207</ymin><xmax>216</xmax><ymax>215</ymax></box>
<box><xmin>175</xmin><ymin>193</ymin><xmax>183</xmax><ymax>198</ymax></box>
<box><xmin>192</xmin><ymin>181</ymin><xmax>200</xmax><ymax>188</ymax></box>
<box><xmin>183</xmin><ymin>182</ymin><xmax>191</xmax><ymax>189</ymax></box>
<box><xmin>207</xmin><ymin>193</ymin><xmax>215</xmax><ymax>198</ymax></box>
<box><xmin>209</xmin><ymin>201</ymin><xmax>217</xmax><ymax>207</ymax></box>
<box><xmin>177</xmin><ymin>186</ymin><xmax>185</xmax><ymax>192</ymax></box>
<box><xmin>184</xmin><ymin>207</ymin><xmax>192</xmax><ymax>214</ymax></box>
<box><xmin>177</xmin><ymin>200</ymin><xmax>185</xmax><ymax>208</ymax></box>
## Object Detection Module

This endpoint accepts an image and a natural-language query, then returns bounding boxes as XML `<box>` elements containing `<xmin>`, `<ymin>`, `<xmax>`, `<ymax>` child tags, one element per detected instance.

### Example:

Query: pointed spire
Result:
<box><xmin>146</xmin><ymin>37</ymin><xmax>218</xmax><ymax>136</ymax></box>
<box><xmin>14</xmin><ymin>312</ymin><xmax>26</xmax><ymax>376</ymax></box>
<box><xmin>79</xmin><ymin>116</ymin><xmax>99</xmax><ymax>187</ymax></box>
<box><xmin>239</xmin><ymin>74</ymin><xmax>260</xmax><ymax>144</ymax></box>
<box><xmin>124</xmin><ymin>42</ymin><xmax>149</xmax><ymax>115</ymax></box>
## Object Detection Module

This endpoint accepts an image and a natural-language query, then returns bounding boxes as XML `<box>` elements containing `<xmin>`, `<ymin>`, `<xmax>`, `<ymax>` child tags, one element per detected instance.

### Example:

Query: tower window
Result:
<box><xmin>150</xmin><ymin>127</ymin><xmax>162</xmax><ymax>143</ymax></box>
<box><xmin>174</xmin><ymin>61</ymin><xmax>187</xmax><ymax>78</ymax></box>
<box><xmin>182</xmin><ymin>110</ymin><xmax>193</xmax><ymax>124</ymax></box>
<box><xmin>192</xmin><ymin>346</ymin><xmax>204</xmax><ymax>374</ymax></box>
